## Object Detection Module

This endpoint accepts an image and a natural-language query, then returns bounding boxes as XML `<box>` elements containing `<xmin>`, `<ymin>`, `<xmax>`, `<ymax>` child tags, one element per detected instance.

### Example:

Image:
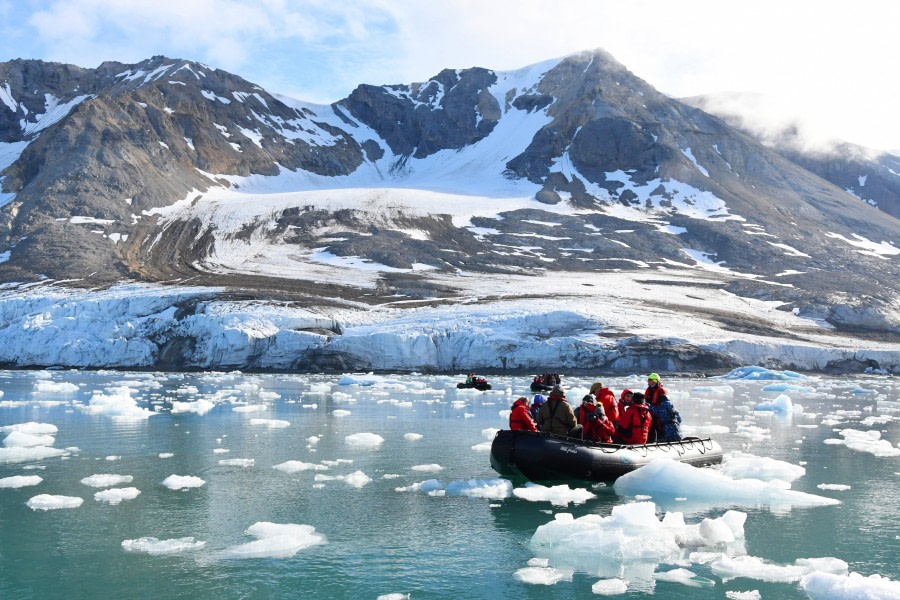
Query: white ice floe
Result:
<box><xmin>395</xmin><ymin>478</ymin><xmax>512</xmax><ymax>499</ymax></box>
<box><xmin>719</xmin><ymin>367</ymin><xmax>807</xmax><ymax>381</ymax></box>
<box><xmin>410</xmin><ymin>464</ymin><xmax>442</xmax><ymax>472</ymax></box>
<box><xmin>725</xmin><ymin>591</ymin><xmax>761</xmax><ymax>600</ymax></box>
<box><xmin>122</xmin><ymin>536</ymin><xmax>206</xmax><ymax>555</ymax></box>
<box><xmin>613</xmin><ymin>458</ymin><xmax>839</xmax><ymax>511</ymax></box>
<box><xmin>3</xmin><ymin>431</ymin><xmax>55</xmax><ymax>447</ymax></box>
<box><xmin>95</xmin><ymin>487</ymin><xmax>141</xmax><ymax>504</ymax></box>
<box><xmin>171</xmin><ymin>399</ymin><xmax>215</xmax><ymax>415</ymax></box>
<box><xmin>654</xmin><ymin>567</ymin><xmax>714</xmax><ymax>587</ymax></box>
<box><xmin>26</xmin><ymin>494</ymin><xmax>83</xmax><ymax>510</ymax></box>
<box><xmin>754</xmin><ymin>394</ymin><xmax>799</xmax><ymax>413</ymax></box>
<box><xmin>162</xmin><ymin>475</ymin><xmax>206</xmax><ymax>490</ymax></box>
<box><xmin>219</xmin><ymin>458</ymin><xmax>254</xmax><ymax>467</ymax></box>
<box><xmin>403</xmin><ymin>433</ymin><xmax>423</xmax><ymax>441</ymax></box>
<box><xmin>79</xmin><ymin>387</ymin><xmax>156</xmax><ymax>420</ymax></box>
<box><xmin>592</xmin><ymin>578</ymin><xmax>629</xmax><ymax>594</ymax></box>
<box><xmin>710</xmin><ymin>555</ymin><xmax>847</xmax><ymax>583</ymax></box>
<box><xmin>0</xmin><ymin>475</ymin><xmax>42</xmax><ymax>488</ymax></box>
<box><xmin>314</xmin><ymin>470</ymin><xmax>371</xmax><ymax>488</ymax></box>
<box><xmin>332</xmin><ymin>409</ymin><xmax>351</xmax><ymax>417</ymax></box>
<box><xmin>233</xmin><ymin>404</ymin><xmax>267</xmax><ymax>413</ymax></box>
<box><xmin>249</xmin><ymin>418</ymin><xmax>290</xmax><ymax>428</ymax></box>
<box><xmin>824</xmin><ymin>429</ymin><xmax>900</xmax><ymax>457</ymax></box>
<box><xmin>344</xmin><ymin>432</ymin><xmax>384</xmax><ymax>447</ymax></box>
<box><xmin>513</xmin><ymin>566</ymin><xmax>573</xmax><ymax>585</ymax></box>
<box><xmin>529</xmin><ymin>502</ymin><xmax>746</xmax><ymax>580</ymax></box>
<box><xmin>513</xmin><ymin>482</ymin><xmax>596</xmax><ymax>506</ymax></box>
<box><xmin>817</xmin><ymin>484</ymin><xmax>851</xmax><ymax>491</ymax></box>
<box><xmin>718</xmin><ymin>451</ymin><xmax>806</xmax><ymax>483</ymax></box>
<box><xmin>221</xmin><ymin>522</ymin><xmax>325</xmax><ymax>559</ymax></box>
<box><xmin>0</xmin><ymin>422</ymin><xmax>59</xmax><ymax>435</ymax></box>
<box><xmin>273</xmin><ymin>460</ymin><xmax>329</xmax><ymax>473</ymax></box>
<box><xmin>80</xmin><ymin>474</ymin><xmax>134</xmax><ymax>488</ymax></box>
<box><xmin>0</xmin><ymin>446</ymin><xmax>67</xmax><ymax>464</ymax></box>
<box><xmin>800</xmin><ymin>571</ymin><xmax>900</xmax><ymax>600</ymax></box>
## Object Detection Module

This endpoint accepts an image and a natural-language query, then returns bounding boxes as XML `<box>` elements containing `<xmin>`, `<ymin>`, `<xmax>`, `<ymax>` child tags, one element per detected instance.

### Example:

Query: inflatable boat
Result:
<box><xmin>457</xmin><ymin>380</ymin><xmax>491</xmax><ymax>391</ymax></box>
<box><xmin>490</xmin><ymin>429</ymin><xmax>723</xmax><ymax>482</ymax></box>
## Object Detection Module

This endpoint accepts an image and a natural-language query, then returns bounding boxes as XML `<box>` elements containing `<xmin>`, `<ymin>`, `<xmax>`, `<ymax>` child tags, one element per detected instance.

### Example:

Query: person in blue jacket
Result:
<box><xmin>530</xmin><ymin>394</ymin><xmax>545</xmax><ymax>429</ymax></box>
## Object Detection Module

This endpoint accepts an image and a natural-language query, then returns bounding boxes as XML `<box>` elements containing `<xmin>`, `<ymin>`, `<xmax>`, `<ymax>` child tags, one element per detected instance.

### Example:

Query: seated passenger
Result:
<box><xmin>644</xmin><ymin>373</ymin><xmax>681</xmax><ymax>441</ymax></box>
<box><xmin>590</xmin><ymin>381</ymin><xmax>619</xmax><ymax>423</ymax></box>
<box><xmin>509</xmin><ymin>396</ymin><xmax>538</xmax><ymax>432</ymax></box>
<box><xmin>537</xmin><ymin>386</ymin><xmax>581</xmax><ymax>438</ymax></box>
<box><xmin>575</xmin><ymin>394</ymin><xmax>616</xmax><ymax>443</ymax></box>
<box><xmin>530</xmin><ymin>394</ymin><xmax>545</xmax><ymax>426</ymax></box>
<box><xmin>617</xmin><ymin>388</ymin><xmax>633</xmax><ymax>415</ymax></box>
<box><xmin>614</xmin><ymin>392</ymin><xmax>652</xmax><ymax>445</ymax></box>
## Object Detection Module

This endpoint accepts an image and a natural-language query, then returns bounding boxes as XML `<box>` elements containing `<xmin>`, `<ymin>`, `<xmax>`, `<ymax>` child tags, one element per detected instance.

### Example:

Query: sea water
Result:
<box><xmin>0</xmin><ymin>369</ymin><xmax>897</xmax><ymax>600</ymax></box>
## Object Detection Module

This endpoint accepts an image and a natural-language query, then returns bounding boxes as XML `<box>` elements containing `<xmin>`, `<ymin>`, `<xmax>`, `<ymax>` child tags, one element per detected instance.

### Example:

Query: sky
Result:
<box><xmin>0</xmin><ymin>0</ymin><xmax>897</xmax><ymax>152</ymax></box>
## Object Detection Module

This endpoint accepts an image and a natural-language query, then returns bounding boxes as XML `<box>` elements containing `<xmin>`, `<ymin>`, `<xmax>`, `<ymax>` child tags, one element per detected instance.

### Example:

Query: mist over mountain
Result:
<box><xmin>0</xmin><ymin>50</ymin><xmax>897</xmax><ymax>372</ymax></box>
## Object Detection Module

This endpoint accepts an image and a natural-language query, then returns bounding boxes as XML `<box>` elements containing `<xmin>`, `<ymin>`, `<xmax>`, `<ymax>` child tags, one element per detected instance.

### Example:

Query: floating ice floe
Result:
<box><xmin>95</xmin><ymin>487</ymin><xmax>141</xmax><ymax>504</ymax></box>
<box><xmin>0</xmin><ymin>475</ymin><xmax>42</xmax><ymax>488</ymax></box>
<box><xmin>170</xmin><ymin>399</ymin><xmax>215</xmax><ymax>415</ymax></box>
<box><xmin>513</xmin><ymin>566</ymin><xmax>573</xmax><ymax>585</ymax></box>
<box><xmin>613</xmin><ymin>458</ymin><xmax>839</xmax><ymax>512</ymax></box>
<box><xmin>824</xmin><ymin>429</ymin><xmax>900</xmax><ymax>457</ymax></box>
<box><xmin>710</xmin><ymin>555</ymin><xmax>847</xmax><ymax>583</ymax></box>
<box><xmin>273</xmin><ymin>460</ymin><xmax>328</xmax><ymax>473</ymax></box>
<box><xmin>800</xmin><ymin>571</ymin><xmax>900</xmax><ymax>600</ymax></box>
<box><xmin>395</xmin><ymin>478</ymin><xmax>512</xmax><ymax>500</ymax></box>
<box><xmin>411</xmin><ymin>464</ymin><xmax>442</xmax><ymax>472</ymax></box>
<box><xmin>249</xmin><ymin>418</ymin><xmax>290</xmax><ymax>428</ymax></box>
<box><xmin>591</xmin><ymin>578</ymin><xmax>629</xmax><ymax>595</ymax></box>
<box><xmin>233</xmin><ymin>404</ymin><xmax>267</xmax><ymax>413</ymax></box>
<box><xmin>162</xmin><ymin>475</ymin><xmax>206</xmax><ymax>490</ymax></box>
<box><xmin>34</xmin><ymin>380</ymin><xmax>79</xmax><ymax>393</ymax></box>
<box><xmin>0</xmin><ymin>445</ymin><xmax>67</xmax><ymax>464</ymax></box>
<box><xmin>718</xmin><ymin>452</ymin><xmax>805</xmax><ymax>483</ymax></box>
<box><xmin>3</xmin><ymin>430</ymin><xmax>56</xmax><ymax>447</ymax></box>
<box><xmin>719</xmin><ymin>366</ymin><xmax>807</xmax><ymax>381</ymax></box>
<box><xmin>80</xmin><ymin>474</ymin><xmax>133</xmax><ymax>487</ymax></box>
<box><xmin>219</xmin><ymin>458</ymin><xmax>254</xmax><ymax>467</ymax></box>
<box><xmin>27</xmin><ymin>494</ymin><xmax>83</xmax><ymax>510</ymax></box>
<box><xmin>654</xmin><ymin>567</ymin><xmax>714</xmax><ymax>587</ymax></box>
<box><xmin>122</xmin><ymin>536</ymin><xmax>206</xmax><ymax>555</ymax></box>
<box><xmin>754</xmin><ymin>394</ymin><xmax>801</xmax><ymax>413</ymax></box>
<box><xmin>403</xmin><ymin>433</ymin><xmax>423</xmax><ymax>441</ymax></box>
<box><xmin>529</xmin><ymin>502</ymin><xmax>746</xmax><ymax>581</ymax></box>
<box><xmin>760</xmin><ymin>383</ymin><xmax>817</xmax><ymax>394</ymax></box>
<box><xmin>513</xmin><ymin>482</ymin><xmax>596</xmax><ymax>506</ymax></box>
<box><xmin>314</xmin><ymin>470</ymin><xmax>371</xmax><ymax>488</ymax></box>
<box><xmin>78</xmin><ymin>386</ymin><xmax>156</xmax><ymax>420</ymax></box>
<box><xmin>332</xmin><ymin>409</ymin><xmax>351</xmax><ymax>417</ymax></box>
<box><xmin>344</xmin><ymin>432</ymin><xmax>384</xmax><ymax>447</ymax></box>
<box><xmin>221</xmin><ymin>522</ymin><xmax>326</xmax><ymax>559</ymax></box>
<box><xmin>817</xmin><ymin>484</ymin><xmax>851</xmax><ymax>491</ymax></box>
<box><xmin>0</xmin><ymin>422</ymin><xmax>59</xmax><ymax>435</ymax></box>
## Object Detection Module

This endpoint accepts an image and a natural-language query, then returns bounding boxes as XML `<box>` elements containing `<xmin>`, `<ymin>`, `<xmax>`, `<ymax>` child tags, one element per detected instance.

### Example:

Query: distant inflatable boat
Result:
<box><xmin>490</xmin><ymin>430</ymin><xmax>723</xmax><ymax>482</ymax></box>
<box><xmin>456</xmin><ymin>380</ymin><xmax>492</xmax><ymax>391</ymax></box>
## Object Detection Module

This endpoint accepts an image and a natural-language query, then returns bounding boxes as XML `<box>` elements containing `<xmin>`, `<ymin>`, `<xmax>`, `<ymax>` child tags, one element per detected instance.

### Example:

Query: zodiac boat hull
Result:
<box><xmin>490</xmin><ymin>430</ymin><xmax>723</xmax><ymax>482</ymax></box>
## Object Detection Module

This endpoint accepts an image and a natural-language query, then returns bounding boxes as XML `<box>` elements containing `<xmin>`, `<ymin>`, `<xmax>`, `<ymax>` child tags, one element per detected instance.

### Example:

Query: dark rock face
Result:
<box><xmin>0</xmin><ymin>50</ymin><xmax>898</xmax><ymax>337</ymax></box>
<box><xmin>338</xmin><ymin>67</ymin><xmax>500</xmax><ymax>158</ymax></box>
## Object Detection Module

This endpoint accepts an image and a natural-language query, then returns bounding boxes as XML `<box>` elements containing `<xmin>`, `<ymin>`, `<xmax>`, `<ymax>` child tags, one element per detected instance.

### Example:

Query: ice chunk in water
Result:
<box><xmin>221</xmin><ymin>522</ymin><xmax>325</xmax><ymax>559</ymax></box>
<box><xmin>122</xmin><ymin>536</ymin><xmax>206</xmax><ymax>555</ymax></box>
<box><xmin>800</xmin><ymin>571</ymin><xmax>900</xmax><ymax>599</ymax></box>
<box><xmin>27</xmin><ymin>494</ymin><xmax>83</xmax><ymax>510</ymax></box>
<box><xmin>0</xmin><ymin>475</ymin><xmax>42</xmax><ymax>488</ymax></box>
<box><xmin>95</xmin><ymin>487</ymin><xmax>141</xmax><ymax>504</ymax></box>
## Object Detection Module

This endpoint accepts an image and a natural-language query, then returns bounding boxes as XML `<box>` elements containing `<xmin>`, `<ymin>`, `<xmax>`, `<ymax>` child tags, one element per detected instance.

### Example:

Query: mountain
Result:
<box><xmin>681</xmin><ymin>91</ymin><xmax>900</xmax><ymax>220</ymax></box>
<box><xmin>0</xmin><ymin>50</ymin><xmax>898</xmax><ymax>372</ymax></box>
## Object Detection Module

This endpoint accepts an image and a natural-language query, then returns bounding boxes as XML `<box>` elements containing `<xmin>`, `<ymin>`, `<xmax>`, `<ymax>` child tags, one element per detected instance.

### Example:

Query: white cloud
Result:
<box><xmin>4</xmin><ymin>0</ymin><xmax>898</xmax><ymax>150</ymax></box>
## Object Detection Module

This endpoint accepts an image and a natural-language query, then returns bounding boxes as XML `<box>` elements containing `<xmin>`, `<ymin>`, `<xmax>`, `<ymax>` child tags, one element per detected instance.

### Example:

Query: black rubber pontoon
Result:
<box><xmin>490</xmin><ymin>429</ymin><xmax>723</xmax><ymax>482</ymax></box>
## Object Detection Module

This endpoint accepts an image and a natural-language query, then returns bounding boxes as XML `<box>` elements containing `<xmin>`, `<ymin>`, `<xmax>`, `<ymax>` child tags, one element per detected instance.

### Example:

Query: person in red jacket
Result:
<box><xmin>591</xmin><ymin>382</ymin><xmax>619</xmax><ymax>424</ymax></box>
<box><xmin>509</xmin><ymin>396</ymin><xmax>538</xmax><ymax>432</ymax></box>
<box><xmin>574</xmin><ymin>395</ymin><xmax>616</xmax><ymax>443</ymax></box>
<box><xmin>644</xmin><ymin>373</ymin><xmax>667</xmax><ymax>405</ymax></box>
<box><xmin>614</xmin><ymin>392</ymin><xmax>652</xmax><ymax>445</ymax></box>
<box><xmin>617</xmin><ymin>388</ymin><xmax>633</xmax><ymax>416</ymax></box>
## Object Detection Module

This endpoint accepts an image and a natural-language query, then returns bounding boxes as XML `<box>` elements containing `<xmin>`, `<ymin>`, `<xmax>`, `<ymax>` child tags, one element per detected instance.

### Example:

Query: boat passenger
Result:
<box><xmin>590</xmin><ymin>381</ymin><xmax>619</xmax><ymax>423</ymax></box>
<box><xmin>509</xmin><ymin>397</ymin><xmax>538</xmax><ymax>432</ymax></box>
<box><xmin>530</xmin><ymin>394</ymin><xmax>545</xmax><ymax>426</ymax></box>
<box><xmin>645</xmin><ymin>373</ymin><xmax>682</xmax><ymax>442</ymax></box>
<box><xmin>617</xmin><ymin>388</ymin><xmax>633</xmax><ymax>415</ymax></box>
<box><xmin>614</xmin><ymin>392</ymin><xmax>653</xmax><ymax>445</ymax></box>
<box><xmin>575</xmin><ymin>394</ymin><xmax>616</xmax><ymax>443</ymax></box>
<box><xmin>537</xmin><ymin>386</ymin><xmax>581</xmax><ymax>438</ymax></box>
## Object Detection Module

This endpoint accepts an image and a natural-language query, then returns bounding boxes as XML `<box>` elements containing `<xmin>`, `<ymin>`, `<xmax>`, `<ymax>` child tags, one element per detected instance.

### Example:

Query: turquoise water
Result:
<box><xmin>0</xmin><ymin>370</ymin><xmax>897</xmax><ymax>599</ymax></box>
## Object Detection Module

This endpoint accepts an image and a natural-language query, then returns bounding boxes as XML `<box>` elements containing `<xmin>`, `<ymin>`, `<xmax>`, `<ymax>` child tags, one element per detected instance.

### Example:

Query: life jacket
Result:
<box><xmin>616</xmin><ymin>404</ymin><xmax>652</xmax><ymax>445</ymax></box>
<box><xmin>509</xmin><ymin>398</ymin><xmax>537</xmax><ymax>432</ymax></box>
<box><xmin>644</xmin><ymin>383</ymin><xmax>668</xmax><ymax>406</ymax></box>
<box><xmin>576</xmin><ymin>403</ymin><xmax>615</xmax><ymax>443</ymax></box>
<box><xmin>594</xmin><ymin>387</ymin><xmax>619</xmax><ymax>423</ymax></box>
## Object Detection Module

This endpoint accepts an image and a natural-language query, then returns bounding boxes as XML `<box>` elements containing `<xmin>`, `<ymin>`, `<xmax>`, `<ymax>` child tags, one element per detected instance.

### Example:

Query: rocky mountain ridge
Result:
<box><xmin>0</xmin><ymin>49</ymin><xmax>898</xmax><ymax>357</ymax></box>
